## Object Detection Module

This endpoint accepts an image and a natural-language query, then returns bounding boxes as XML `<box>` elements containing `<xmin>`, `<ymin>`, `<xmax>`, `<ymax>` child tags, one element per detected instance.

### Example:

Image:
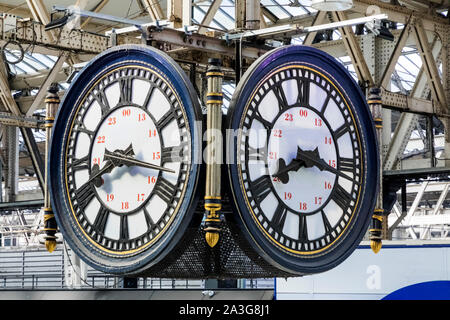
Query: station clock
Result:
<box><xmin>49</xmin><ymin>45</ymin><xmax>202</xmax><ymax>275</ymax></box>
<box><xmin>226</xmin><ymin>45</ymin><xmax>379</xmax><ymax>274</ymax></box>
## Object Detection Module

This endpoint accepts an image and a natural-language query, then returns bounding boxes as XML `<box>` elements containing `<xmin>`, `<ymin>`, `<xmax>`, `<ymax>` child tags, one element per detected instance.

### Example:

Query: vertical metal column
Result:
<box><xmin>5</xmin><ymin>126</ymin><xmax>19</xmax><ymax>202</ymax></box>
<box><xmin>368</xmin><ymin>87</ymin><xmax>384</xmax><ymax>253</ymax></box>
<box><xmin>0</xmin><ymin>160</ymin><xmax>2</xmax><ymax>203</ymax></box>
<box><xmin>245</xmin><ymin>0</ymin><xmax>260</xmax><ymax>30</ymax></box>
<box><xmin>427</xmin><ymin>115</ymin><xmax>436</xmax><ymax>167</ymax></box>
<box><xmin>204</xmin><ymin>58</ymin><xmax>223</xmax><ymax>248</ymax></box>
<box><xmin>43</xmin><ymin>84</ymin><xmax>59</xmax><ymax>253</ymax></box>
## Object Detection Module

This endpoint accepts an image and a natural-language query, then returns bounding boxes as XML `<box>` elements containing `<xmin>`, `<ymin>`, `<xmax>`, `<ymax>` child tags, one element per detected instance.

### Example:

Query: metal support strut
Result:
<box><xmin>368</xmin><ymin>87</ymin><xmax>384</xmax><ymax>253</ymax></box>
<box><xmin>43</xmin><ymin>84</ymin><xmax>59</xmax><ymax>253</ymax></box>
<box><xmin>204</xmin><ymin>58</ymin><xmax>224</xmax><ymax>248</ymax></box>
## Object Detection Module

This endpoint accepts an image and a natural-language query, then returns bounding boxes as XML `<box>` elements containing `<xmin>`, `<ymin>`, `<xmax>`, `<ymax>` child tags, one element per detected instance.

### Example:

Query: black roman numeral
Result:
<box><xmin>253</xmin><ymin>110</ymin><xmax>273</xmax><ymax>130</ymax></box>
<box><xmin>74</xmin><ymin>119</ymin><xmax>94</xmax><ymax>139</ymax></box>
<box><xmin>156</xmin><ymin>110</ymin><xmax>175</xmax><ymax>129</ymax></box>
<box><xmin>71</xmin><ymin>155</ymin><xmax>89</xmax><ymax>172</ymax></box>
<box><xmin>334</xmin><ymin>124</ymin><xmax>349</xmax><ymax>140</ymax></box>
<box><xmin>332</xmin><ymin>184</ymin><xmax>352</xmax><ymax>210</ymax></box>
<box><xmin>271</xmin><ymin>203</ymin><xmax>287</xmax><ymax>229</ymax></box>
<box><xmin>120</xmin><ymin>215</ymin><xmax>129</xmax><ymax>240</ymax></box>
<box><xmin>93</xmin><ymin>206</ymin><xmax>109</xmax><ymax>235</ymax></box>
<box><xmin>247</xmin><ymin>145</ymin><xmax>267</xmax><ymax>162</ymax></box>
<box><xmin>298</xmin><ymin>78</ymin><xmax>310</xmax><ymax>106</ymax></box>
<box><xmin>74</xmin><ymin>182</ymin><xmax>95</xmax><ymax>209</ymax></box>
<box><xmin>92</xmin><ymin>86</ymin><xmax>110</xmax><ymax>116</ymax></box>
<box><xmin>273</xmin><ymin>85</ymin><xmax>288</xmax><ymax>110</ymax></box>
<box><xmin>161</xmin><ymin>143</ymin><xmax>186</xmax><ymax>164</ymax></box>
<box><xmin>319</xmin><ymin>94</ymin><xmax>331</xmax><ymax>115</ymax></box>
<box><xmin>321</xmin><ymin>210</ymin><xmax>333</xmax><ymax>236</ymax></box>
<box><xmin>153</xmin><ymin>177</ymin><xmax>177</xmax><ymax>204</ymax></box>
<box><xmin>119</xmin><ymin>77</ymin><xmax>133</xmax><ymax>104</ymax></box>
<box><xmin>299</xmin><ymin>215</ymin><xmax>308</xmax><ymax>243</ymax></box>
<box><xmin>249</xmin><ymin>175</ymin><xmax>272</xmax><ymax>204</ymax></box>
<box><xmin>339</xmin><ymin>157</ymin><xmax>356</xmax><ymax>172</ymax></box>
<box><xmin>143</xmin><ymin>207</ymin><xmax>157</xmax><ymax>235</ymax></box>
<box><xmin>142</xmin><ymin>85</ymin><xmax>156</xmax><ymax>109</ymax></box>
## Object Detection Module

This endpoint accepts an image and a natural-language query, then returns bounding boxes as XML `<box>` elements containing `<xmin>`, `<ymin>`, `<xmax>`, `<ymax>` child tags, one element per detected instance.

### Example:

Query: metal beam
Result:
<box><xmin>331</xmin><ymin>11</ymin><xmax>374</xmax><ymax>87</ymax></box>
<box><xmin>412</xmin><ymin>19</ymin><xmax>447</xmax><ymax>112</ymax></box>
<box><xmin>404</xmin><ymin>181</ymin><xmax>429</xmax><ymax>239</ymax></box>
<box><xmin>0</xmin><ymin>53</ymin><xmax>45</xmax><ymax>191</ymax></box>
<box><xmin>420</xmin><ymin>183</ymin><xmax>450</xmax><ymax>238</ymax></box>
<box><xmin>410</xmin><ymin>213</ymin><xmax>450</xmax><ymax>226</ymax></box>
<box><xmin>352</xmin><ymin>0</ymin><xmax>448</xmax><ymax>31</ymax></box>
<box><xmin>142</xmin><ymin>0</ymin><xmax>165</xmax><ymax>21</ymax></box>
<box><xmin>0</xmin><ymin>112</ymin><xmax>43</xmax><ymax>129</ymax></box>
<box><xmin>0</xmin><ymin>199</ymin><xmax>43</xmax><ymax>211</ymax></box>
<box><xmin>0</xmin><ymin>19</ymin><xmax>116</xmax><ymax>55</ymax></box>
<box><xmin>383</xmin><ymin>112</ymin><xmax>419</xmax><ymax>170</ymax></box>
<box><xmin>198</xmin><ymin>0</ymin><xmax>223</xmax><ymax>34</ymax></box>
<box><xmin>381</xmin><ymin>91</ymin><xmax>437</xmax><ymax>115</ymax></box>
<box><xmin>167</xmin><ymin>0</ymin><xmax>184</xmax><ymax>29</ymax></box>
<box><xmin>10</xmin><ymin>67</ymin><xmax>70</xmax><ymax>92</ymax></box>
<box><xmin>26</xmin><ymin>52</ymin><xmax>67</xmax><ymax>117</ymax></box>
<box><xmin>380</xmin><ymin>22</ymin><xmax>412</xmax><ymax>89</ymax></box>
<box><xmin>235</xmin><ymin>0</ymin><xmax>246</xmax><ymax>29</ymax></box>
<box><xmin>182</xmin><ymin>0</ymin><xmax>193</xmax><ymax>27</ymax></box>
<box><xmin>19</xmin><ymin>127</ymin><xmax>44</xmax><ymax>192</ymax></box>
<box><xmin>245</xmin><ymin>0</ymin><xmax>261</xmax><ymax>30</ymax></box>
<box><xmin>80</xmin><ymin>0</ymin><xmax>110</xmax><ymax>29</ymax></box>
<box><xmin>303</xmin><ymin>11</ymin><xmax>327</xmax><ymax>46</ymax></box>
<box><xmin>146</xmin><ymin>26</ymin><xmax>267</xmax><ymax>60</ymax></box>
<box><xmin>25</xmin><ymin>0</ymin><xmax>56</xmax><ymax>42</ymax></box>
<box><xmin>260</xmin><ymin>5</ymin><xmax>278</xmax><ymax>24</ymax></box>
<box><xmin>383</xmin><ymin>30</ymin><xmax>443</xmax><ymax>170</ymax></box>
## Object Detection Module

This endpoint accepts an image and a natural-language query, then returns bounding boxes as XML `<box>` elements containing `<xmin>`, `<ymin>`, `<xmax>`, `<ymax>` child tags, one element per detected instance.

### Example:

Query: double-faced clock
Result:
<box><xmin>226</xmin><ymin>45</ymin><xmax>379</xmax><ymax>275</ymax></box>
<box><xmin>49</xmin><ymin>45</ymin><xmax>202</xmax><ymax>275</ymax></box>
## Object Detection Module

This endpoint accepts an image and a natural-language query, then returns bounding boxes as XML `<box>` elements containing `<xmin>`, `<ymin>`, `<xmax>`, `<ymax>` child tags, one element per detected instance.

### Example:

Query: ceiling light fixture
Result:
<box><xmin>311</xmin><ymin>0</ymin><xmax>353</xmax><ymax>11</ymax></box>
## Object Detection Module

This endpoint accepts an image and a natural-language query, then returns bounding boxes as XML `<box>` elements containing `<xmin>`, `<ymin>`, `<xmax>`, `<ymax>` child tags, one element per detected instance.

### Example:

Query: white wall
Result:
<box><xmin>275</xmin><ymin>240</ymin><xmax>450</xmax><ymax>300</ymax></box>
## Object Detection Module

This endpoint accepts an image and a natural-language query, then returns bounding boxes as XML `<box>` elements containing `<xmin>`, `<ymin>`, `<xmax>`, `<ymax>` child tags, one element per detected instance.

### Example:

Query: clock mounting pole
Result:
<box><xmin>204</xmin><ymin>58</ymin><xmax>224</xmax><ymax>248</ymax></box>
<box><xmin>43</xmin><ymin>84</ymin><xmax>60</xmax><ymax>253</ymax></box>
<box><xmin>368</xmin><ymin>87</ymin><xmax>385</xmax><ymax>254</ymax></box>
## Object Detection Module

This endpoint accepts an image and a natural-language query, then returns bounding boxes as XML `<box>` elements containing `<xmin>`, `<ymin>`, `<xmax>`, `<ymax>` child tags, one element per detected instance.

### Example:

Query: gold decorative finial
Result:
<box><xmin>369</xmin><ymin>209</ymin><xmax>384</xmax><ymax>254</ymax></box>
<box><xmin>45</xmin><ymin>240</ymin><xmax>57</xmax><ymax>253</ymax></box>
<box><xmin>370</xmin><ymin>240</ymin><xmax>382</xmax><ymax>254</ymax></box>
<box><xmin>205</xmin><ymin>232</ymin><xmax>220</xmax><ymax>248</ymax></box>
<box><xmin>204</xmin><ymin>201</ymin><xmax>221</xmax><ymax>248</ymax></box>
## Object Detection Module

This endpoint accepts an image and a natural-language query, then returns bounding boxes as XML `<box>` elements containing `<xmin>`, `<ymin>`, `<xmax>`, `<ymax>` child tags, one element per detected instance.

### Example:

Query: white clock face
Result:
<box><xmin>91</xmin><ymin>106</ymin><xmax>163</xmax><ymax>213</ymax></box>
<box><xmin>238</xmin><ymin>65</ymin><xmax>362</xmax><ymax>254</ymax></box>
<box><xmin>65</xmin><ymin>66</ymin><xmax>190</xmax><ymax>253</ymax></box>
<box><xmin>267</xmin><ymin>106</ymin><xmax>337</xmax><ymax>214</ymax></box>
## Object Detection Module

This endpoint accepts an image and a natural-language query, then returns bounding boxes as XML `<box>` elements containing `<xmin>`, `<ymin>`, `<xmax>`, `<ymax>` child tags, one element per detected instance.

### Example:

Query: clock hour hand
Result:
<box><xmin>87</xmin><ymin>145</ymin><xmax>135</xmax><ymax>187</ymax></box>
<box><xmin>273</xmin><ymin>158</ymin><xmax>305</xmax><ymax>184</ymax></box>
<box><xmin>272</xmin><ymin>147</ymin><xmax>320</xmax><ymax>183</ymax></box>
<box><xmin>103</xmin><ymin>147</ymin><xmax>175</xmax><ymax>173</ymax></box>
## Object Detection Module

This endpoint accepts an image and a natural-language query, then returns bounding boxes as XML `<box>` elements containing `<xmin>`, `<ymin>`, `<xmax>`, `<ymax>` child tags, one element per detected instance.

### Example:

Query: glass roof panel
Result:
<box><xmin>261</xmin><ymin>0</ymin><xmax>291</xmax><ymax>19</ymax></box>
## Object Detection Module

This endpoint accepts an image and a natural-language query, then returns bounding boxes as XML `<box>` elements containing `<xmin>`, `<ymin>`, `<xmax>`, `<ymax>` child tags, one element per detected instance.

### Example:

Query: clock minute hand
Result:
<box><xmin>296</xmin><ymin>147</ymin><xmax>355</xmax><ymax>183</ymax></box>
<box><xmin>103</xmin><ymin>149</ymin><xmax>175</xmax><ymax>174</ymax></box>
